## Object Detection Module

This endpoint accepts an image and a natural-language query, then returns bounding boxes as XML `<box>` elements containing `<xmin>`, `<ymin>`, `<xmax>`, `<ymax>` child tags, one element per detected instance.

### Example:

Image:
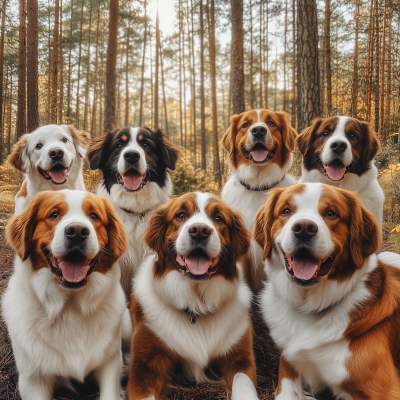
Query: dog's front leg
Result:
<box><xmin>18</xmin><ymin>373</ymin><xmax>54</xmax><ymax>400</ymax></box>
<box><xmin>275</xmin><ymin>357</ymin><xmax>304</xmax><ymax>400</ymax></box>
<box><xmin>95</xmin><ymin>348</ymin><xmax>123</xmax><ymax>400</ymax></box>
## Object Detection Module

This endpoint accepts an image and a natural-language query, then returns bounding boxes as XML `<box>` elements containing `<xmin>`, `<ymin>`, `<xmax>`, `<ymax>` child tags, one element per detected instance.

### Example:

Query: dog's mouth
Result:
<box><xmin>117</xmin><ymin>168</ymin><xmax>149</xmax><ymax>192</ymax></box>
<box><xmin>176</xmin><ymin>248</ymin><xmax>220</xmax><ymax>281</ymax></box>
<box><xmin>241</xmin><ymin>143</ymin><xmax>277</xmax><ymax>164</ymax></box>
<box><xmin>317</xmin><ymin>156</ymin><xmax>350</xmax><ymax>181</ymax></box>
<box><xmin>44</xmin><ymin>248</ymin><xmax>98</xmax><ymax>289</ymax></box>
<box><xmin>39</xmin><ymin>164</ymin><xmax>70</xmax><ymax>185</ymax></box>
<box><xmin>284</xmin><ymin>247</ymin><xmax>336</xmax><ymax>287</ymax></box>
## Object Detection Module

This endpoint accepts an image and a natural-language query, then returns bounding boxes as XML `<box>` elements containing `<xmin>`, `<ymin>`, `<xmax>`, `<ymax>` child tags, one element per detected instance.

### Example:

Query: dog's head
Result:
<box><xmin>254</xmin><ymin>183</ymin><xmax>380</xmax><ymax>290</ymax></box>
<box><xmin>6</xmin><ymin>190</ymin><xmax>127</xmax><ymax>289</ymax></box>
<box><xmin>144</xmin><ymin>192</ymin><xmax>250</xmax><ymax>281</ymax></box>
<box><xmin>297</xmin><ymin>116</ymin><xmax>380</xmax><ymax>181</ymax></box>
<box><xmin>7</xmin><ymin>125</ymin><xmax>90</xmax><ymax>185</ymax></box>
<box><xmin>221</xmin><ymin>109</ymin><xmax>297</xmax><ymax>170</ymax></box>
<box><xmin>87</xmin><ymin>127</ymin><xmax>180</xmax><ymax>194</ymax></box>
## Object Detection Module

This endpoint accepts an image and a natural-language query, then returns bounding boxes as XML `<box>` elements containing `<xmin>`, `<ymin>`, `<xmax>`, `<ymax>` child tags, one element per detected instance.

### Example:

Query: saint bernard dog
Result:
<box><xmin>7</xmin><ymin>124</ymin><xmax>90</xmax><ymax>214</ymax></box>
<box><xmin>2</xmin><ymin>190</ymin><xmax>128</xmax><ymax>400</ymax></box>
<box><xmin>127</xmin><ymin>192</ymin><xmax>259</xmax><ymax>400</ymax></box>
<box><xmin>221</xmin><ymin>109</ymin><xmax>298</xmax><ymax>291</ymax></box>
<box><xmin>254</xmin><ymin>182</ymin><xmax>400</xmax><ymax>399</ymax></box>
<box><xmin>87</xmin><ymin>126</ymin><xmax>180</xmax><ymax>297</ymax></box>
<box><xmin>297</xmin><ymin>116</ymin><xmax>384</xmax><ymax>229</ymax></box>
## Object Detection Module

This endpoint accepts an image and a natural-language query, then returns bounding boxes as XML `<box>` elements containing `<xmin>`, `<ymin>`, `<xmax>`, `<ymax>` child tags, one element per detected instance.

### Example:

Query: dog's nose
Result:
<box><xmin>292</xmin><ymin>220</ymin><xmax>318</xmax><ymax>240</ymax></box>
<box><xmin>188</xmin><ymin>223</ymin><xmax>212</xmax><ymax>242</ymax></box>
<box><xmin>251</xmin><ymin>125</ymin><xmax>267</xmax><ymax>139</ymax></box>
<box><xmin>330</xmin><ymin>140</ymin><xmax>348</xmax><ymax>155</ymax></box>
<box><xmin>49</xmin><ymin>148</ymin><xmax>64</xmax><ymax>161</ymax></box>
<box><xmin>123</xmin><ymin>151</ymin><xmax>140</xmax><ymax>165</ymax></box>
<box><xmin>65</xmin><ymin>224</ymin><xmax>90</xmax><ymax>243</ymax></box>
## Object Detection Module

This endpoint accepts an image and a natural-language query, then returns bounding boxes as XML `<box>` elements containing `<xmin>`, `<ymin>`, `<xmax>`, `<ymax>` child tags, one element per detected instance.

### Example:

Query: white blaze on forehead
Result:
<box><xmin>196</xmin><ymin>191</ymin><xmax>212</xmax><ymax>215</ymax></box>
<box><xmin>129</xmin><ymin>127</ymin><xmax>141</xmax><ymax>144</ymax></box>
<box><xmin>293</xmin><ymin>182</ymin><xmax>323</xmax><ymax>217</ymax></box>
<box><xmin>63</xmin><ymin>189</ymin><xmax>87</xmax><ymax>217</ymax></box>
<box><xmin>257</xmin><ymin>109</ymin><xmax>262</xmax><ymax>122</ymax></box>
<box><xmin>331</xmin><ymin>116</ymin><xmax>350</xmax><ymax>139</ymax></box>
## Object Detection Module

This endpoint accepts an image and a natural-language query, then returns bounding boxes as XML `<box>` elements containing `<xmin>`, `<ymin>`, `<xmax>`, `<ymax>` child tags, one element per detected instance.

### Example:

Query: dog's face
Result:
<box><xmin>254</xmin><ymin>183</ymin><xmax>380</xmax><ymax>288</ymax></box>
<box><xmin>221</xmin><ymin>109</ymin><xmax>297</xmax><ymax>169</ymax></box>
<box><xmin>145</xmin><ymin>192</ymin><xmax>250</xmax><ymax>281</ymax></box>
<box><xmin>6</xmin><ymin>190</ymin><xmax>127</xmax><ymax>289</ymax></box>
<box><xmin>87</xmin><ymin>127</ymin><xmax>180</xmax><ymax>194</ymax></box>
<box><xmin>7</xmin><ymin>125</ymin><xmax>90</xmax><ymax>184</ymax></box>
<box><xmin>297</xmin><ymin>116</ymin><xmax>380</xmax><ymax>181</ymax></box>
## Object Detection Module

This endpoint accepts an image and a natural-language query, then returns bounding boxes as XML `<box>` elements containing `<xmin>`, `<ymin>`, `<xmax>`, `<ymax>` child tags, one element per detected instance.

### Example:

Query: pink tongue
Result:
<box><xmin>292</xmin><ymin>257</ymin><xmax>320</xmax><ymax>280</ymax></box>
<box><xmin>185</xmin><ymin>255</ymin><xmax>212</xmax><ymax>275</ymax></box>
<box><xmin>250</xmin><ymin>148</ymin><xmax>268</xmax><ymax>162</ymax></box>
<box><xmin>59</xmin><ymin>260</ymin><xmax>91</xmax><ymax>283</ymax></box>
<box><xmin>122</xmin><ymin>172</ymin><xmax>143</xmax><ymax>191</ymax></box>
<box><xmin>324</xmin><ymin>164</ymin><xmax>346</xmax><ymax>181</ymax></box>
<box><xmin>48</xmin><ymin>168</ymin><xmax>68</xmax><ymax>183</ymax></box>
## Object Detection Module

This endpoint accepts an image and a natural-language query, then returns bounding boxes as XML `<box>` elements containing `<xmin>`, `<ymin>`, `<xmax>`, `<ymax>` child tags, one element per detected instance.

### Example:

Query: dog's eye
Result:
<box><xmin>349</xmin><ymin>133</ymin><xmax>357</xmax><ymax>140</ymax></box>
<box><xmin>242</xmin><ymin>122</ymin><xmax>250</xmax><ymax>129</ymax></box>
<box><xmin>36</xmin><ymin>143</ymin><xmax>43</xmax><ymax>149</ymax></box>
<box><xmin>49</xmin><ymin>211</ymin><xmax>59</xmax><ymax>220</ymax></box>
<box><xmin>89</xmin><ymin>213</ymin><xmax>99</xmax><ymax>221</ymax></box>
<box><xmin>142</xmin><ymin>143</ymin><xmax>150</xmax><ymax>149</ymax></box>
<box><xmin>176</xmin><ymin>212</ymin><xmax>186</xmax><ymax>221</ymax></box>
<box><xmin>282</xmin><ymin>208</ymin><xmax>291</xmax><ymax>216</ymax></box>
<box><xmin>325</xmin><ymin>210</ymin><xmax>336</xmax><ymax>219</ymax></box>
<box><xmin>321</xmin><ymin>131</ymin><xmax>329</xmax><ymax>137</ymax></box>
<box><xmin>267</xmin><ymin>121</ymin><xmax>275</xmax><ymax>127</ymax></box>
<box><xmin>214</xmin><ymin>216</ymin><xmax>223</xmax><ymax>224</ymax></box>
<box><xmin>61</xmin><ymin>137</ymin><xmax>68</xmax><ymax>143</ymax></box>
<box><xmin>117</xmin><ymin>143</ymin><xmax>123</xmax><ymax>149</ymax></box>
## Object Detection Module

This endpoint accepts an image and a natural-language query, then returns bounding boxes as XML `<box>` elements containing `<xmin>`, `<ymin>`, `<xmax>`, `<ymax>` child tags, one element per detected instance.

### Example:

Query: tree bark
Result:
<box><xmin>249</xmin><ymin>0</ymin><xmax>254</xmax><ymax>109</ymax></box>
<box><xmin>17</xmin><ymin>0</ymin><xmax>27</xmax><ymax>139</ymax></box>
<box><xmin>200</xmin><ymin>0</ymin><xmax>206</xmax><ymax>170</ymax></box>
<box><xmin>178</xmin><ymin>0</ymin><xmax>183</xmax><ymax>145</ymax></box>
<box><xmin>139</xmin><ymin>0</ymin><xmax>147</xmax><ymax>127</ymax></box>
<box><xmin>124</xmin><ymin>8</ymin><xmax>131</xmax><ymax>127</ymax></box>
<box><xmin>366</xmin><ymin>0</ymin><xmax>374</xmax><ymax>122</ymax></box>
<box><xmin>154</xmin><ymin>6</ymin><xmax>160</xmax><ymax>129</ymax></box>
<box><xmin>291</xmin><ymin>0</ymin><xmax>295</xmax><ymax>126</ymax></box>
<box><xmin>352</xmin><ymin>0</ymin><xmax>359</xmax><ymax>118</ymax></box>
<box><xmin>91</xmin><ymin>3</ymin><xmax>100</xmax><ymax>136</ymax></box>
<box><xmin>83</xmin><ymin>0</ymin><xmax>93</xmax><ymax>131</ymax></box>
<box><xmin>264</xmin><ymin>0</ymin><xmax>269</xmax><ymax>109</ymax></box>
<box><xmin>283</xmin><ymin>0</ymin><xmax>287</xmax><ymax>111</ymax></box>
<box><xmin>51</xmin><ymin>0</ymin><xmax>59</xmax><ymax>123</ymax></box>
<box><xmin>379</xmin><ymin>0</ymin><xmax>386</xmax><ymax>136</ymax></box>
<box><xmin>373</xmin><ymin>0</ymin><xmax>379</xmax><ymax>134</ymax></box>
<box><xmin>0</xmin><ymin>0</ymin><xmax>6</xmax><ymax>159</ymax></box>
<box><xmin>75</xmin><ymin>0</ymin><xmax>84</xmax><ymax>128</ymax></box>
<box><xmin>47</xmin><ymin>7</ymin><xmax>51</xmax><ymax>121</ymax></box>
<box><xmin>259</xmin><ymin>0</ymin><xmax>263</xmax><ymax>108</ymax></box>
<box><xmin>66</xmin><ymin>0</ymin><xmax>73</xmax><ymax>117</ymax></box>
<box><xmin>324</xmin><ymin>0</ymin><xmax>332</xmax><ymax>116</ymax></box>
<box><xmin>297</xmin><ymin>0</ymin><xmax>321</xmax><ymax>130</ymax></box>
<box><xmin>59</xmin><ymin>0</ymin><xmax>63</xmax><ymax>123</ymax></box>
<box><xmin>160</xmin><ymin>40</ymin><xmax>169</xmax><ymax>135</ymax></box>
<box><xmin>190</xmin><ymin>0</ymin><xmax>196</xmax><ymax>167</ymax></box>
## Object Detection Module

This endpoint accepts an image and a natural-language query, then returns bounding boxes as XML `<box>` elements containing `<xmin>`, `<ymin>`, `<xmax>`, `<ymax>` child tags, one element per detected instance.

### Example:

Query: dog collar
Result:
<box><xmin>238</xmin><ymin>175</ymin><xmax>285</xmax><ymax>191</ymax></box>
<box><xmin>119</xmin><ymin>208</ymin><xmax>149</xmax><ymax>224</ymax></box>
<box><xmin>184</xmin><ymin>308</ymin><xmax>198</xmax><ymax>324</ymax></box>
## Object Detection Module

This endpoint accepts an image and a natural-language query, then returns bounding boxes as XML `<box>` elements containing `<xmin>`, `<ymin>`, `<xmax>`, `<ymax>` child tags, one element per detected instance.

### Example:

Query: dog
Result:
<box><xmin>7</xmin><ymin>124</ymin><xmax>90</xmax><ymax>214</ymax></box>
<box><xmin>127</xmin><ymin>192</ymin><xmax>259</xmax><ymax>400</ymax></box>
<box><xmin>2</xmin><ymin>189</ymin><xmax>128</xmax><ymax>400</ymax></box>
<box><xmin>254</xmin><ymin>182</ymin><xmax>400</xmax><ymax>399</ymax></box>
<box><xmin>87</xmin><ymin>126</ymin><xmax>180</xmax><ymax>297</ymax></box>
<box><xmin>221</xmin><ymin>109</ymin><xmax>298</xmax><ymax>291</ymax></box>
<box><xmin>297</xmin><ymin>116</ymin><xmax>384</xmax><ymax>229</ymax></box>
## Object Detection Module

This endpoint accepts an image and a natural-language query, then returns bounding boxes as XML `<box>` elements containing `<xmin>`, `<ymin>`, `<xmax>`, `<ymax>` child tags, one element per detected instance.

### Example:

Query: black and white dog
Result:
<box><xmin>88</xmin><ymin>127</ymin><xmax>180</xmax><ymax>296</ymax></box>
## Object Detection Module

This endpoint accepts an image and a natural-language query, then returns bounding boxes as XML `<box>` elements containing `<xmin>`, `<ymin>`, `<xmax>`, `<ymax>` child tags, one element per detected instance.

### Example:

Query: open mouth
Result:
<box><xmin>43</xmin><ymin>248</ymin><xmax>98</xmax><ymax>289</ymax></box>
<box><xmin>117</xmin><ymin>168</ymin><xmax>149</xmax><ymax>192</ymax></box>
<box><xmin>39</xmin><ymin>164</ymin><xmax>70</xmax><ymax>184</ymax></box>
<box><xmin>284</xmin><ymin>248</ymin><xmax>336</xmax><ymax>287</ymax></box>
<box><xmin>176</xmin><ymin>248</ymin><xmax>220</xmax><ymax>281</ymax></box>
<box><xmin>241</xmin><ymin>143</ymin><xmax>277</xmax><ymax>164</ymax></box>
<box><xmin>317</xmin><ymin>157</ymin><xmax>350</xmax><ymax>181</ymax></box>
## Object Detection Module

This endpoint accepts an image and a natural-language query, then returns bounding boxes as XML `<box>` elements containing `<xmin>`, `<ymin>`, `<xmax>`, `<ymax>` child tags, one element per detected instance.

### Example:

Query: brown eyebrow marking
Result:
<box><xmin>121</xmin><ymin>135</ymin><xmax>127</xmax><ymax>141</ymax></box>
<box><xmin>138</xmin><ymin>134</ymin><xmax>143</xmax><ymax>141</ymax></box>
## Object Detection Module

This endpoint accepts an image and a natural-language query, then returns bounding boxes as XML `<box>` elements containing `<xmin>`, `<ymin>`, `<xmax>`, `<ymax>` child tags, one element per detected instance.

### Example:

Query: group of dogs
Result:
<box><xmin>1</xmin><ymin>109</ymin><xmax>399</xmax><ymax>400</ymax></box>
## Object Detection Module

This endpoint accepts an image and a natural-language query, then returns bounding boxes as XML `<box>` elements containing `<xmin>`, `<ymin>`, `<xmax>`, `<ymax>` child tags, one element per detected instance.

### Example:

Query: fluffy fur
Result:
<box><xmin>221</xmin><ymin>109</ymin><xmax>298</xmax><ymax>291</ymax></box>
<box><xmin>2</xmin><ymin>190</ymin><xmax>128</xmax><ymax>400</ymax></box>
<box><xmin>254</xmin><ymin>183</ymin><xmax>400</xmax><ymax>399</ymax></box>
<box><xmin>127</xmin><ymin>192</ymin><xmax>258</xmax><ymax>400</ymax></box>
<box><xmin>87</xmin><ymin>126</ymin><xmax>180</xmax><ymax>297</ymax></box>
<box><xmin>7</xmin><ymin>124</ymin><xmax>90</xmax><ymax>214</ymax></box>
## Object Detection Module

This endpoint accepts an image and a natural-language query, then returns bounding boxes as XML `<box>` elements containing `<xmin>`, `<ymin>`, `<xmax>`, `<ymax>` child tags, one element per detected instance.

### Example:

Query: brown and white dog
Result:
<box><xmin>297</xmin><ymin>116</ymin><xmax>384</xmax><ymax>229</ymax></box>
<box><xmin>127</xmin><ymin>192</ymin><xmax>258</xmax><ymax>400</ymax></box>
<box><xmin>7</xmin><ymin>125</ymin><xmax>90</xmax><ymax>214</ymax></box>
<box><xmin>221</xmin><ymin>109</ymin><xmax>297</xmax><ymax>290</ymax></box>
<box><xmin>2</xmin><ymin>190</ymin><xmax>128</xmax><ymax>400</ymax></box>
<box><xmin>254</xmin><ymin>182</ymin><xmax>400</xmax><ymax>400</ymax></box>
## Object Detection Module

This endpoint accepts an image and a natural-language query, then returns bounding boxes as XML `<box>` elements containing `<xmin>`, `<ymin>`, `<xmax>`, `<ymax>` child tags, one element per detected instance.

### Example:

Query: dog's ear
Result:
<box><xmin>359</xmin><ymin>121</ymin><xmax>380</xmax><ymax>168</ymax></box>
<box><xmin>275</xmin><ymin>111</ymin><xmax>298</xmax><ymax>152</ymax></box>
<box><xmin>230</xmin><ymin>208</ymin><xmax>251</xmax><ymax>263</ymax></box>
<box><xmin>153</xmin><ymin>129</ymin><xmax>181</xmax><ymax>170</ymax></box>
<box><xmin>253</xmin><ymin>188</ymin><xmax>285</xmax><ymax>259</ymax></box>
<box><xmin>221</xmin><ymin>114</ymin><xmax>241</xmax><ymax>167</ymax></box>
<box><xmin>6</xmin><ymin>192</ymin><xmax>44</xmax><ymax>260</ymax></box>
<box><xmin>297</xmin><ymin>118</ymin><xmax>323</xmax><ymax>156</ymax></box>
<box><xmin>87</xmin><ymin>132</ymin><xmax>113</xmax><ymax>170</ymax></box>
<box><xmin>67</xmin><ymin>125</ymin><xmax>91</xmax><ymax>158</ymax></box>
<box><xmin>144</xmin><ymin>202</ymin><xmax>170</xmax><ymax>256</ymax></box>
<box><xmin>6</xmin><ymin>135</ymin><xmax>30</xmax><ymax>172</ymax></box>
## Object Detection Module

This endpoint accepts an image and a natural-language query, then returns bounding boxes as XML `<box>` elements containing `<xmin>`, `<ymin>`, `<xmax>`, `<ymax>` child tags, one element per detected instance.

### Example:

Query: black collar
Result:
<box><xmin>119</xmin><ymin>207</ymin><xmax>151</xmax><ymax>224</ymax></box>
<box><xmin>184</xmin><ymin>308</ymin><xmax>198</xmax><ymax>324</ymax></box>
<box><xmin>238</xmin><ymin>175</ymin><xmax>285</xmax><ymax>191</ymax></box>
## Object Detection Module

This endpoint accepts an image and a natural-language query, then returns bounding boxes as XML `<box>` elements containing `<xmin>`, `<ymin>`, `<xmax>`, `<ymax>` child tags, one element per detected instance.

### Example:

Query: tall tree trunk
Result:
<box><xmin>83</xmin><ymin>0</ymin><xmax>93</xmax><ymax>130</ymax></box>
<box><xmin>200</xmin><ymin>0</ymin><xmax>206</xmax><ymax>170</ymax></box>
<box><xmin>373</xmin><ymin>0</ymin><xmax>379</xmax><ymax>134</ymax></box>
<box><xmin>186</xmin><ymin>0</ymin><xmax>193</xmax><ymax>155</ymax></box>
<box><xmin>249</xmin><ymin>0</ymin><xmax>254</xmax><ymax>109</ymax></box>
<box><xmin>352</xmin><ymin>0</ymin><xmax>359</xmax><ymax>118</ymax></box>
<box><xmin>178</xmin><ymin>0</ymin><xmax>183</xmax><ymax>145</ymax></box>
<box><xmin>379</xmin><ymin>0</ymin><xmax>386</xmax><ymax>136</ymax></box>
<box><xmin>47</xmin><ymin>6</ymin><xmax>51</xmax><ymax>121</ymax></box>
<box><xmin>154</xmin><ymin>6</ymin><xmax>160</xmax><ymax>129</ymax></box>
<box><xmin>297</xmin><ymin>0</ymin><xmax>321</xmax><ymax>130</ymax></box>
<box><xmin>75</xmin><ymin>0</ymin><xmax>84</xmax><ymax>128</ymax></box>
<box><xmin>7</xmin><ymin>67</ymin><xmax>12</xmax><ymax>154</ymax></box>
<box><xmin>91</xmin><ymin>3</ymin><xmax>100</xmax><ymax>136</ymax></box>
<box><xmin>27</xmin><ymin>0</ymin><xmax>39</xmax><ymax>132</ymax></box>
<box><xmin>264</xmin><ymin>0</ymin><xmax>269</xmax><ymax>109</ymax></box>
<box><xmin>366</xmin><ymin>0</ymin><xmax>374</xmax><ymax>123</ymax></box>
<box><xmin>66</xmin><ymin>0</ymin><xmax>73</xmax><ymax>117</ymax></box>
<box><xmin>386</xmin><ymin>10</ymin><xmax>392</xmax><ymax>123</ymax></box>
<box><xmin>51</xmin><ymin>0</ymin><xmax>59</xmax><ymax>123</ymax></box>
<box><xmin>324</xmin><ymin>0</ymin><xmax>332</xmax><ymax>116</ymax></box>
<box><xmin>99</xmin><ymin>52</ymin><xmax>104</xmax><ymax>134</ymax></box>
<box><xmin>59</xmin><ymin>0</ymin><xmax>63</xmax><ymax>123</ymax></box>
<box><xmin>160</xmin><ymin>40</ymin><xmax>169</xmax><ymax>135</ymax></box>
<box><xmin>321</xmin><ymin>27</ymin><xmax>325</xmax><ymax>117</ymax></box>
<box><xmin>139</xmin><ymin>0</ymin><xmax>147</xmax><ymax>127</ymax></box>
<box><xmin>104</xmin><ymin>0</ymin><xmax>119</xmax><ymax>131</ymax></box>
<box><xmin>274</xmin><ymin>40</ymin><xmax>277</xmax><ymax>109</ymax></box>
<box><xmin>182</xmin><ymin>1</ymin><xmax>188</xmax><ymax>148</ymax></box>
<box><xmin>0</xmin><ymin>0</ymin><xmax>6</xmax><ymax>159</ymax></box>
<box><xmin>190</xmin><ymin>0</ymin><xmax>196</xmax><ymax>167</ymax></box>
<box><xmin>291</xmin><ymin>0</ymin><xmax>295</xmax><ymax>126</ymax></box>
<box><xmin>283</xmin><ymin>0</ymin><xmax>287</xmax><ymax>111</ymax></box>
<box><xmin>124</xmin><ymin>9</ymin><xmax>131</xmax><ymax>126</ymax></box>
<box><xmin>17</xmin><ymin>0</ymin><xmax>27</xmax><ymax>139</ymax></box>
<box><xmin>231</xmin><ymin>0</ymin><xmax>245</xmax><ymax>114</ymax></box>
<box><xmin>259</xmin><ymin>0</ymin><xmax>263</xmax><ymax>108</ymax></box>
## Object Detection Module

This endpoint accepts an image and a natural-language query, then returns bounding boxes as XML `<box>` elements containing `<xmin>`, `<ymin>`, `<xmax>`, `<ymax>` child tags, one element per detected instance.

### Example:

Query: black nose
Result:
<box><xmin>251</xmin><ymin>125</ymin><xmax>267</xmax><ymax>139</ymax></box>
<box><xmin>330</xmin><ymin>140</ymin><xmax>348</xmax><ymax>155</ymax></box>
<box><xmin>292</xmin><ymin>220</ymin><xmax>318</xmax><ymax>241</ymax></box>
<box><xmin>49</xmin><ymin>149</ymin><xmax>64</xmax><ymax>161</ymax></box>
<box><xmin>65</xmin><ymin>224</ymin><xmax>90</xmax><ymax>243</ymax></box>
<box><xmin>188</xmin><ymin>223</ymin><xmax>212</xmax><ymax>242</ymax></box>
<box><xmin>123</xmin><ymin>151</ymin><xmax>140</xmax><ymax>165</ymax></box>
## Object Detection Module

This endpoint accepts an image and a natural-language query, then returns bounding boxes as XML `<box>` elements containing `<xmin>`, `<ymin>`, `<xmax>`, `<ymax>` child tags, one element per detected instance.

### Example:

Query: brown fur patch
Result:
<box><xmin>276</xmin><ymin>357</ymin><xmax>298</xmax><ymax>395</ymax></box>
<box><xmin>16</xmin><ymin>182</ymin><xmax>28</xmax><ymax>198</ymax></box>
<box><xmin>67</xmin><ymin>125</ymin><xmax>91</xmax><ymax>157</ymax></box>
<box><xmin>6</xmin><ymin>135</ymin><xmax>28</xmax><ymax>172</ymax></box>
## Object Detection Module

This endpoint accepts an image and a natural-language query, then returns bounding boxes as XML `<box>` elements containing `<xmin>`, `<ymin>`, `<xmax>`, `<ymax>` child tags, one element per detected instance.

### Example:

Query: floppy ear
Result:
<box><xmin>6</xmin><ymin>193</ymin><xmax>43</xmax><ymax>260</ymax></box>
<box><xmin>297</xmin><ymin>118</ymin><xmax>323</xmax><ymax>156</ymax></box>
<box><xmin>6</xmin><ymin>135</ymin><xmax>30</xmax><ymax>172</ymax></box>
<box><xmin>230</xmin><ymin>208</ymin><xmax>251</xmax><ymax>263</ymax></box>
<box><xmin>345</xmin><ymin>192</ymin><xmax>381</xmax><ymax>269</ymax></box>
<box><xmin>153</xmin><ymin>128</ymin><xmax>181</xmax><ymax>170</ymax></box>
<box><xmin>67</xmin><ymin>125</ymin><xmax>91</xmax><ymax>158</ymax></box>
<box><xmin>144</xmin><ymin>202</ymin><xmax>170</xmax><ymax>256</ymax></box>
<box><xmin>360</xmin><ymin>121</ymin><xmax>380</xmax><ymax>167</ymax></box>
<box><xmin>275</xmin><ymin>111</ymin><xmax>298</xmax><ymax>152</ymax></box>
<box><xmin>253</xmin><ymin>188</ymin><xmax>285</xmax><ymax>259</ymax></box>
<box><xmin>87</xmin><ymin>131</ymin><xmax>113</xmax><ymax>170</ymax></box>
<box><xmin>221</xmin><ymin>114</ymin><xmax>241</xmax><ymax>166</ymax></box>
